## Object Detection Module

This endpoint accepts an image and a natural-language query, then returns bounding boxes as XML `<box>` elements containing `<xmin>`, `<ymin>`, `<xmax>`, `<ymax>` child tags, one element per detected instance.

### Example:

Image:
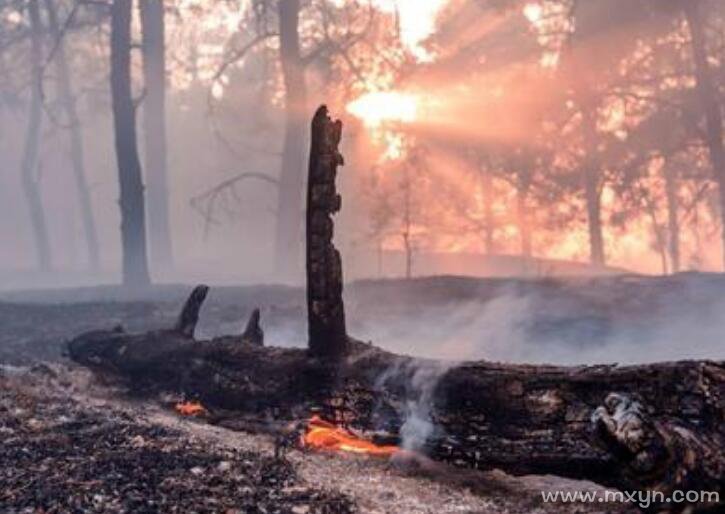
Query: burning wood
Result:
<box><xmin>301</xmin><ymin>415</ymin><xmax>398</xmax><ymax>457</ymax></box>
<box><xmin>175</xmin><ymin>400</ymin><xmax>207</xmax><ymax>416</ymax></box>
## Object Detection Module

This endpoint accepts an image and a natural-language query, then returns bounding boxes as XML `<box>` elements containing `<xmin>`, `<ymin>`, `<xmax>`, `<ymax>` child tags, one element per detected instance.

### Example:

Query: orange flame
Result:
<box><xmin>175</xmin><ymin>401</ymin><xmax>207</xmax><ymax>416</ymax></box>
<box><xmin>302</xmin><ymin>415</ymin><xmax>398</xmax><ymax>456</ymax></box>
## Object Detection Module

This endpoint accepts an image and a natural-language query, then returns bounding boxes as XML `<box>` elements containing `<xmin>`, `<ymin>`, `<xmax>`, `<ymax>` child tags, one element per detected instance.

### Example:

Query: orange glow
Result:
<box><xmin>347</xmin><ymin>91</ymin><xmax>419</xmax><ymax>128</ymax></box>
<box><xmin>175</xmin><ymin>401</ymin><xmax>207</xmax><ymax>416</ymax></box>
<box><xmin>301</xmin><ymin>415</ymin><xmax>399</xmax><ymax>457</ymax></box>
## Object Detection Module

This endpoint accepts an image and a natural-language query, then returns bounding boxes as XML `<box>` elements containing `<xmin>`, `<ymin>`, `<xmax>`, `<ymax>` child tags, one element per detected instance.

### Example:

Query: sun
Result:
<box><xmin>346</xmin><ymin>91</ymin><xmax>419</xmax><ymax>128</ymax></box>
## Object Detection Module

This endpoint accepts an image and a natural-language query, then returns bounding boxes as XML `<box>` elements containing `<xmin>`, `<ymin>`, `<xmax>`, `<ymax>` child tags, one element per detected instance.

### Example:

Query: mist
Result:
<box><xmin>1</xmin><ymin>0</ymin><xmax>724</xmax><ymax>293</ymax></box>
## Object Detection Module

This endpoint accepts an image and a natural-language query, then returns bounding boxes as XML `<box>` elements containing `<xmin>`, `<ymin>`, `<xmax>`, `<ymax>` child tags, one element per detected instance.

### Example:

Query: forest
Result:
<box><xmin>0</xmin><ymin>0</ymin><xmax>724</xmax><ymax>285</ymax></box>
<box><xmin>1</xmin><ymin>1</ymin><xmax>725</xmax><ymax>513</ymax></box>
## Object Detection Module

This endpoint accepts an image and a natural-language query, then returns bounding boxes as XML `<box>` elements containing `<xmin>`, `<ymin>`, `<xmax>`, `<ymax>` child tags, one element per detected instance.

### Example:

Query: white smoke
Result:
<box><xmin>376</xmin><ymin>358</ymin><xmax>456</xmax><ymax>452</ymax></box>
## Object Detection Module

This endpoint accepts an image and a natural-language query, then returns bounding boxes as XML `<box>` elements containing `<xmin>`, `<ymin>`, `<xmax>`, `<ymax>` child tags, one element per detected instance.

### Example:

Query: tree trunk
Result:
<box><xmin>306</xmin><ymin>106</ymin><xmax>347</xmax><ymax>359</ymax></box>
<box><xmin>480</xmin><ymin>168</ymin><xmax>495</xmax><ymax>255</ymax></box>
<box><xmin>584</xmin><ymin>169</ymin><xmax>605</xmax><ymax>268</ymax></box>
<box><xmin>21</xmin><ymin>0</ymin><xmax>52</xmax><ymax>271</ymax></box>
<box><xmin>140</xmin><ymin>0</ymin><xmax>173</xmax><ymax>271</ymax></box>
<box><xmin>664</xmin><ymin>161</ymin><xmax>680</xmax><ymax>273</ymax></box>
<box><xmin>275</xmin><ymin>0</ymin><xmax>308</xmax><ymax>280</ymax></box>
<box><xmin>44</xmin><ymin>0</ymin><xmax>100</xmax><ymax>271</ymax></box>
<box><xmin>580</xmin><ymin>109</ymin><xmax>606</xmax><ymax>269</ymax></box>
<box><xmin>516</xmin><ymin>185</ymin><xmax>532</xmax><ymax>259</ymax></box>
<box><xmin>683</xmin><ymin>1</ymin><xmax>725</xmax><ymax>271</ymax></box>
<box><xmin>402</xmin><ymin>166</ymin><xmax>413</xmax><ymax>279</ymax></box>
<box><xmin>111</xmin><ymin>0</ymin><xmax>151</xmax><ymax>287</ymax></box>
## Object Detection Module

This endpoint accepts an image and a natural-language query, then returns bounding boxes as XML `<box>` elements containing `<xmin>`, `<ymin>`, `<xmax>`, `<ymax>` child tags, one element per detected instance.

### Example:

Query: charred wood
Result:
<box><xmin>174</xmin><ymin>285</ymin><xmax>209</xmax><ymax>337</ymax></box>
<box><xmin>306</xmin><ymin>106</ymin><xmax>348</xmax><ymax>359</ymax></box>
<box><xmin>241</xmin><ymin>308</ymin><xmax>264</xmax><ymax>346</ymax></box>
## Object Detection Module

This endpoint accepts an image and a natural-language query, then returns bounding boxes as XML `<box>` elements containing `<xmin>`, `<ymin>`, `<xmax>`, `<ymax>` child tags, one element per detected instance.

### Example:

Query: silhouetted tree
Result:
<box><xmin>111</xmin><ymin>0</ymin><xmax>150</xmax><ymax>286</ymax></box>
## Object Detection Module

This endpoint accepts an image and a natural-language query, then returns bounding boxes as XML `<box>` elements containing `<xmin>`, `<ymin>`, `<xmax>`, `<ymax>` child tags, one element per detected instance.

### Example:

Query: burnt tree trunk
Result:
<box><xmin>306</xmin><ymin>106</ymin><xmax>347</xmax><ymax>359</ymax></box>
<box><xmin>275</xmin><ymin>0</ymin><xmax>308</xmax><ymax>278</ymax></box>
<box><xmin>111</xmin><ymin>0</ymin><xmax>151</xmax><ymax>287</ymax></box>
<box><xmin>21</xmin><ymin>0</ymin><xmax>52</xmax><ymax>271</ymax></box>
<box><xmin>140</xmin><ymin>0</ymin><xmax>173</xmax><ymax>271</ymax></box>
<box><xmin>683</xmin><ymin>1</ymin><xmax>725</xmax><ymax>271</ymax></box>
<box><xmin>45</xmin><ymin>0</ymin><xmax>100</xmax><ymax>271</ymax></box>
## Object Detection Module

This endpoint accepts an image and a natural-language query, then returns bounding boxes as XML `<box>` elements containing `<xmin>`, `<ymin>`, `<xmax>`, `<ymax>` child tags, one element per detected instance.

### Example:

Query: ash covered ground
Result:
<box><xmin>3</xmin><ymin>273</ymin><xmax>725</xmax><ymax>366</ymax></box>
<box><xmin>1</xmin><ymin>273</ymin><xmax>719</xmax><ymax>513</ymax></box>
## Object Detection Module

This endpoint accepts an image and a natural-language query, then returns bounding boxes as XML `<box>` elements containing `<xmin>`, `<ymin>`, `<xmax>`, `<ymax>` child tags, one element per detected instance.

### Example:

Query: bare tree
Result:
<box><xmin>111</xmin><ymin>0</ymin><xmax>150</xmax><ymax>286</ymax></box>
<box><xmin>140</xmin><ymin>0</ymin><xmax>172</xmax><ymax>270</ymax></box>
<box><xmin>45</xmin><ymin>0</ymin><xmax>100</xmax><ymax>271</ymax></box>
<box><xmin>21</xmin><ymin>0</ymin><xmax>52</xmax><ymax>271</ymax></box>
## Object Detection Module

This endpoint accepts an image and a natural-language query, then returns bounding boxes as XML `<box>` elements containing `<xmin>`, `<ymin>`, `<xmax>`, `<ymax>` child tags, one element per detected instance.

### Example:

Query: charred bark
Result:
<box><xmin>306</xmin><ymin>106</ymin><xmax>347</xmax><ymax>359</ymax></box>
<box><xmin>241</xmin><ymin>308</ymin><xmax>264</xmax><ymax>346</ymax></box>
<box><xmin>111</xmin><ymin>0</ymin><xmax>151</xmax><ymax>287</ymax></box>
<box><xmin>174</xmin><ymin>284</ymin><xmax>209</xmax><ymax>337</ymax></box>
<box><xmin>21</xmin><ymin>0</ymin><xmax>52</xmax><ymax>271</ymax></box>
<box><xmin>140</xmin><ymin>0</ymin><xmax>173</xmax><ymax>271</ymax></box>
<box><xmin>45</xmin><ymin>0</ymin><xmax>100</xmax><ymax>271</ymax></box>
<box><xmin>67</xmin><ymin>288</ymin><xmax>725</xmax><ymax>512</ymax></box>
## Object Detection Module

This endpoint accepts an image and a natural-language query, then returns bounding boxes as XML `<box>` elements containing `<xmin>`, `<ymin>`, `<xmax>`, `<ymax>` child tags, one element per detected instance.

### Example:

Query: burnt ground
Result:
<box><xmin>1</xmin><ymin>364</ymin><xmax>635</xmax><ymax>514</ymax></box>
<box><xmin>1</xmin><ymin>273</ymin><xmax>721</xmax><ymax>513</ymax></box>
<box><xmin>4</xmin><ymin>272</ymin><xmax>725</xmax><ymax>365</ymax></box>
<box><xmin>0</xmin><ymin>366</ymin><xmax>354</xmax><ymax>514</ymax></box>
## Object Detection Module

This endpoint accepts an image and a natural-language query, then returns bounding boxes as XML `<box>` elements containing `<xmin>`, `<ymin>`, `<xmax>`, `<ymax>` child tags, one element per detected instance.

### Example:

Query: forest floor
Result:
<box><xmin>1</xmin><ymin>363</ymin><xmax>633</xmax><ymax>514</ymax></box>
<box><xmin>1</xmin><ymin>273</ymin><xmax>722</xmax><ymax>513</ymax></box>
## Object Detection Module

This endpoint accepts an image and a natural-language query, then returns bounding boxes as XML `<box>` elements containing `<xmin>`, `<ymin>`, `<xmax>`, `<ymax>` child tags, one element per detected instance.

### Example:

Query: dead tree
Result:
<box><xmin>306</xmin><ymin>106</ymin><xmax>347</xmax><ymax>359</ymax></box>
<box><xmin>111</xmin><ymin>0</ymin><xmax>151</xmax><ymax>287</ymax></box>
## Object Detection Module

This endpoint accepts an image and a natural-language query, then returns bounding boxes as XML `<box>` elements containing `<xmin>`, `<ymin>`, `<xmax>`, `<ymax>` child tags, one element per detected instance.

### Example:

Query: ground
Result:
<box><xmin>2</xmin><ymin>273</ymin><xmax>720</xmax><ymax>513</ymax></box>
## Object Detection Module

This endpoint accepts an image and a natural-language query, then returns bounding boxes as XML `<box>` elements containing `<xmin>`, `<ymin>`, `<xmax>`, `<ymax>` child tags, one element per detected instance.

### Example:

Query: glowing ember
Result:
<box><xmin>175</xmin><ymin>401</ymin><xmax>207</xmax><ymax>416</ymax></box>
<box><xmin>347</xmin><ymin>91</ymin><xmax>419</xmax><ymax>128</ymax></box>
<box><xmin>301</xmin><ymin>415</ymin><xmax>399</xmax><ymax>457</ymax></box>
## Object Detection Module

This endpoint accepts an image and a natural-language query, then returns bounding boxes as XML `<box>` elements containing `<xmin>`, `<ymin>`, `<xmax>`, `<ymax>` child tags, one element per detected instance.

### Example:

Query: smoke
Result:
<box><xmin>349</xmin><ymin>277</ymin><xmax>725</xmax><ymax>365</ymax></box>
<box><xmin>375</xmin><ymin>358</ymin><xmax>456</xmax><ymax>452</ymax></box>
